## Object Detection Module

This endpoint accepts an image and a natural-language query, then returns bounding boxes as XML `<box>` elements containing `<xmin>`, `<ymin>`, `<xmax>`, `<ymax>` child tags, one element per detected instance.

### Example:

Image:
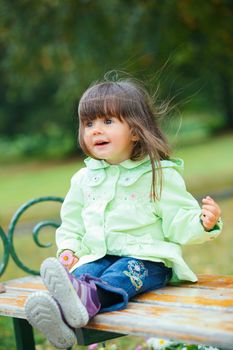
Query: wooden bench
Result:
<box><xmin>1</xmin><ymin>197</ymin><xmax>233</xmax><ymax>350</ymax></box>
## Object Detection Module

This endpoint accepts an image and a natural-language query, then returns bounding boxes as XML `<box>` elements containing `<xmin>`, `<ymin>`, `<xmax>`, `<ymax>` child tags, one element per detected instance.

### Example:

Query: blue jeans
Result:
<box><xmin>73</xmin><ymin>255</ymin><xmax>172</xmax><ymax>313</ymax></box>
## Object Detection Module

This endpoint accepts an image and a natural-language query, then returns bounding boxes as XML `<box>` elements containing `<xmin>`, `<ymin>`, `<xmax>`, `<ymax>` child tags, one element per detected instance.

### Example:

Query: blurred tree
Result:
<box><xmin>174</xmin><ymin>0</ymin><xmax>233</xmax><ymax>129</ymax></box>
<box><xmin>0</xmin><ymin>0</ymin><xmax>232</xmax><ymax>144</ymax></box>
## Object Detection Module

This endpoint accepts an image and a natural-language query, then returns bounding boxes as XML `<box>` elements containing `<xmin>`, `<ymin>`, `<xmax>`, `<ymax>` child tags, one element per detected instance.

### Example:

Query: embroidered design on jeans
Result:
<box><xmin>123</xmin><ymin>260</ymin><xmax>148</xmax><ymax>291</ymax></box>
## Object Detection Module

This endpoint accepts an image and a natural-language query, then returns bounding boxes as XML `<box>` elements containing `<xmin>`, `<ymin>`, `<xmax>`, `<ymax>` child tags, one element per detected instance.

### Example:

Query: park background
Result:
<box><xmin>0</xmin><ymin>1</ymin><xmax>233</xmax><ymax>349</ymax></box>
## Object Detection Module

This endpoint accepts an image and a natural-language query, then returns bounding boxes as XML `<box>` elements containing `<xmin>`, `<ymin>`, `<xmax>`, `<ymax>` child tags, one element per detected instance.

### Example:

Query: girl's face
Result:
<box><xmin>83</xmin><ymin>116</ymin><xmax>136</xmax><ymax>164</ymax></box>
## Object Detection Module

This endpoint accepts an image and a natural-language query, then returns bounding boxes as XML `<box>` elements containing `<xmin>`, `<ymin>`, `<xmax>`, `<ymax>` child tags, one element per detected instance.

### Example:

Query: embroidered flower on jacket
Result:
<box><xmin>130</xmin><ymin>193</ymin><xmax>137</xmax><ymax>200</ymax></box>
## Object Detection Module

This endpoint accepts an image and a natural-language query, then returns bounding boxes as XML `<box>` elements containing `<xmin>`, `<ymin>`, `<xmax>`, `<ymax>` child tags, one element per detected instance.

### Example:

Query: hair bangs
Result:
<box><xmin>78</xmin><ymin>81</ymin><xmax>144</xmax><ymax>124</ymax></box>
<box><xmin>79</xmin><ymin>95</ymin><xmax>142</xmax><ymax>125</ymax></box>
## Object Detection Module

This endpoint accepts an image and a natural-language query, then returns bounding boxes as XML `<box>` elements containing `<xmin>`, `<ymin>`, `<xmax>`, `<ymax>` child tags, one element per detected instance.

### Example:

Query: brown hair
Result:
<box><xmin>78</xmin><ymin>78</ymin><xmax>171</xmax><ymax>200</ymax></box>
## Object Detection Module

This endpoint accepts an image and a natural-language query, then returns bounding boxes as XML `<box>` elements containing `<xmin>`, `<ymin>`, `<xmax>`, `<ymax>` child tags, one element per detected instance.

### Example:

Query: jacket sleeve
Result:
<box><xmin>56</xmin><ymin>168</ymin><xmax>86</xmax><ymax>257</ymax></box>
<box><xmin>155</xmin><ymin>168</ymin><xmax>222</xmax><ymax>245</ymax></box>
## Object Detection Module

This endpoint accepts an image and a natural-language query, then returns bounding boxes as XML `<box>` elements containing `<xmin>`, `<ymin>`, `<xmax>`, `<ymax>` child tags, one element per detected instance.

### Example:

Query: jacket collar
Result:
<box><xmin>84</xmin><ymin>156</ymin><xmax>150</xmax><ymax>170</ymax></box>
<box><xmin>84</xmin><ymin>156</ymin><xmax>184</xmax><ymax>173</ymax></box>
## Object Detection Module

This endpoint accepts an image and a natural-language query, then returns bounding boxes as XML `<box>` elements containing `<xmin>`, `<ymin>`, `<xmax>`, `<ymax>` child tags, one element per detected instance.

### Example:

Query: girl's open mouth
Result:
<box><xmin>94</xmin><ymin>141</ymin><xmax>109</xmax><ymax>146</ymax></box>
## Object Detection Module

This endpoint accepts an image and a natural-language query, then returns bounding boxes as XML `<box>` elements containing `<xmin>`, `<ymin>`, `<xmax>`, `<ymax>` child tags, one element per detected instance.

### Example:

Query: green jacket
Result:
<box><xmin>56</xmin><ymin>156</ymin><xmax>222</xmax><ymax>282</ymax></box>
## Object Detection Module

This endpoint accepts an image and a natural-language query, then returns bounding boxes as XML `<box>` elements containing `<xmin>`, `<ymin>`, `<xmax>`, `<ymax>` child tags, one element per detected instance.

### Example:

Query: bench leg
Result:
<box><xmin>13</xmin><ymin>318</ymin><xmax>36</xmax><ymax>350</ymax></box>
<box><xmin>75</xmin><ymin>328</ymin><xmax>124</xmax><ymax>345</ymax></box>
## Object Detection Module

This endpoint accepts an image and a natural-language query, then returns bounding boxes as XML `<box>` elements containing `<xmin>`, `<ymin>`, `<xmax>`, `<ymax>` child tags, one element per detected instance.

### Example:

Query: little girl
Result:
<box><xmin>25</xmin><ymin>78</ymin><xmax>222</xmax><ymax>349</ymax></box>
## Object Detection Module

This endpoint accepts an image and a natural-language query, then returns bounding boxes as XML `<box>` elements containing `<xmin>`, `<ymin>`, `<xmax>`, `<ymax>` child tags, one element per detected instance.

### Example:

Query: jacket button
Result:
<box><xmin>110</xmin><ymin>166</ymin><xmax>118</xmax><ymax>175</ymax></box>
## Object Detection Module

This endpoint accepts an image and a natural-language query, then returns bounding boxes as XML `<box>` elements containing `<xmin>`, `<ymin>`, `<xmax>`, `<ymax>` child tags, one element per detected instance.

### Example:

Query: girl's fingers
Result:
<box><xmin>201</xmin><ymin>211</ymin><xmax>221</xmax><ymax>230</ymax></box>
<box><xmin>202</xmin><ymin>197</ymin><xmax>218</xmax><ymax>207</ymax></box>
<box><xmin>201</xmin><ymin>196</ymin><xmax>221</xmax><ymax>230</ymax></box>
<box><xmin>201</xmin><ymin>209</ymin><xmax>215</xmax><ymax>221</ymax></box>
<box><xmin>202</xmin><ymin>198</ymin><xmax>221</xmax><ymax>216</ymax></box>
<box><xmin>201</xmin><ymin>214</ymin><xmax>215</xmax><ymax>230</ymax></box>
<box><xmin>202</xmin><ymin>197</ymin><xmax>214</xmax><ymax>204</ymax></box>
<box><xmin>68</xmin><ymin>257</ymin><xmax>79</xmax><ymax>270</ymax></box>
<box><xmin>202</xmin><ymin>204</ymin><xmax>219</xmax><ymax>215</ymax></box>
<box><xmin>202</xmin><ymin>196</ymin><xmax>214</xmax><ymax>203</ymax></box>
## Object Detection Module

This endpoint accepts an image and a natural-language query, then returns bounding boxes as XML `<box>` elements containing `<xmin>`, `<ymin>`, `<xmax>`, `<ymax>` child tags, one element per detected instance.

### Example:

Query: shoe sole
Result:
<box><xmin>40</xmin><ymin>257</ymin><xmax>89</xmax><ymax>328</ymax></box>
<box><xmin>25</xmin><ymin>291</ymin><xmax>76</xmax><ymax>349</ymax></box>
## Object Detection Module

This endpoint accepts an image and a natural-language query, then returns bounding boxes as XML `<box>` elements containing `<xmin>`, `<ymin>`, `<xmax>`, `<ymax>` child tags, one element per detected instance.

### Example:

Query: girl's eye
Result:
<box><xmin>105</xmin><ymin>118</ymin><xmax>113</xmax><ymax>125</ymax></box>
<box><xmin>86</xmin><ymin>121</ymin><xmax>93</xmax><ymax>128</ymax></box>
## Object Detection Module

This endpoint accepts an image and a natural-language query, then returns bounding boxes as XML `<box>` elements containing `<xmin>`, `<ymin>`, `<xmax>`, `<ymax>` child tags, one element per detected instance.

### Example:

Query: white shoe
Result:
<box><xmin>40</xmin><ymin>257</ymin><xmax>89</xmax><ymax>328</ymax></box>
<box><xmin>25</xmin><ymin>291</ymin><xmax>76</xmax><ymax>349</ymax></box>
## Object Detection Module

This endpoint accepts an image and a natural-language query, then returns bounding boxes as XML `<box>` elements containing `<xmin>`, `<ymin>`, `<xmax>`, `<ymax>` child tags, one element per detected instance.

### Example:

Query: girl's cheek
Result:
<box><xmin>83</xmin><ymin>133</ymin><xmax>89</xmax><ymax>143</ymax></box>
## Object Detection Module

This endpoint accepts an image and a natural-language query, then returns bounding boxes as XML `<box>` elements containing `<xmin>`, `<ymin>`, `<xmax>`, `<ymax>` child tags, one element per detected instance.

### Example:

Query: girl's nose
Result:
<box><xmin>92</xmin><ymin>127</ymin><xmax>102</xmax><ymax>135</ymax></box>
<box><xmin>92</xmin><ymin>121</ymin><xmax>103</xmax><ymax>135</ymax></box>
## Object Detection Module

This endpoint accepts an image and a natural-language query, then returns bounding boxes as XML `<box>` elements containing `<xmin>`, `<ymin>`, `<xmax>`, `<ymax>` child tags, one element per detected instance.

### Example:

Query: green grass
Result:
<box><xmin>174</xmin><ymin>133</ymin><xmax>233</xmax><ymax>194</ymax></box>
<box><xmin>0</xmin><ymin>133</ymin><xmax>233</xmax><ymax>349</ymax></box>
<box><xmin>0</xmin><ymin>158</ymin><xmax>83</xmax><ymax>226</ymax></box>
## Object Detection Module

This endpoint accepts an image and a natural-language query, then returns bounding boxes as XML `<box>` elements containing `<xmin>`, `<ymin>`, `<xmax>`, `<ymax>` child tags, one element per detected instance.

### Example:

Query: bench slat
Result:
<box><xmin>192</xmin><ymin>274</ymin><xmax>233</xmax><ymax>289</ymax></box>
<box><xmin>134</xmin><ymin>286</ymin><xmax>233</xmax><ymax>310</ymax></box>
<box><xmin>2</xmin><ymin>276</ymin><xmax>46</xmax><ymax>291</ymax></box>
<box><xmin>87</xmin><ymin>302</ymin><xmax>233</xmax><ymax>349</ymax></box>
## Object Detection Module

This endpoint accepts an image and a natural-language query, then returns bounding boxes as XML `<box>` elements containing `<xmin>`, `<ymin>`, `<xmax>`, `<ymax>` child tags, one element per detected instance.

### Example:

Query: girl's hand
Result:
<box><xmin>201</xmin><ymin>196</ymin><xmax>221</xmax><ymax>231</ymax></box>
<box><xmin>59</xmin><ymin>250</ymin><xmax>79</xmax><ymax>271</ymax></box>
